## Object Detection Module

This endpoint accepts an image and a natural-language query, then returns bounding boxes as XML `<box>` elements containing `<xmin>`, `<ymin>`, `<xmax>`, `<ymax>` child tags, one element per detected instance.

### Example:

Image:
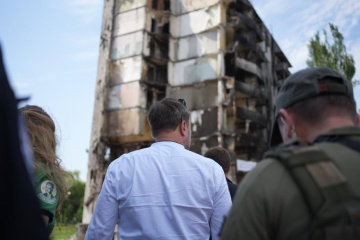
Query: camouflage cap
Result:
<box><xmin>270</xmin><ymin>67</ymin><xmax>354</xmax><ymax>147</ymax></box>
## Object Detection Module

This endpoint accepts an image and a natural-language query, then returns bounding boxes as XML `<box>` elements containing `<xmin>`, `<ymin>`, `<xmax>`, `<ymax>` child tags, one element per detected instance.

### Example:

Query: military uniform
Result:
<box><xmin>220</xmin><ymin>67</ymin><xmax>360</xmax><ymax>240</ymax></box>
<box><xmin>220</xmin><ymin>127</ymin><xmax>360</xmax><ymax>240</ymax></box>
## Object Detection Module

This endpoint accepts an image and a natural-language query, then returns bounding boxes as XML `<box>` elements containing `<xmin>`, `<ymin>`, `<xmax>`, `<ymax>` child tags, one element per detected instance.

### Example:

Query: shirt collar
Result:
<box><xmin>152</xmin><ymin>141</ymin><xmax>185</xmax><ymax>148</ymax></box>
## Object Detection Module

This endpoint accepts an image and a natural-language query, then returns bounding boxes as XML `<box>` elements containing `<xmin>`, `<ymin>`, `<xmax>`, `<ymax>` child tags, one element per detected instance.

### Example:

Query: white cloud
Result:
<box><xmin>294</xmin><ymin>0</ymin><xmax>360</xmax><ymax>39</ymax></box>
<box><xmin>297</xmin><ymin>0</ymin><xmax>338</xmax><ymax>30</ymax></box>
<box><xmin>252</xmin><ymin>0</ymin><xmax>302</xmax><ymax>21</ymax></box>
<box><xmin>63</xmin><ymin>0</ymin><xmax>103</xmax><ymax>24</ymax></box>
<box><xmin>253</xmin><ymin>0</ymin><xmax>360</xmax><ymax>107</ymax></box>
<box><xmin>286</xmin><ymin>45</ymin><xmax>309</xmax><ymax>72</ymax></box>
<box><xmin>293</xmin><ymin>0</ymin><xmax>360</xmax><ymax>76</ymax></box>
<box><xmin>350</xmin><ymin>41</ymin><xmax>360</xmax><ymax>81</ymax></box>
<box><xmin>252</xmin><ymin>0</ymin><xmax>360</xmax><ymax>77</ymax></box>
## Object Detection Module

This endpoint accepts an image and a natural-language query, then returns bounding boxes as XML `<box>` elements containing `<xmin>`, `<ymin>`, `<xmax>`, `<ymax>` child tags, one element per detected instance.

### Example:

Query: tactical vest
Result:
<box><xmin>264</xmin><ymin>138</ymin><xmax>360</xmax><ymax>240</ymax></box>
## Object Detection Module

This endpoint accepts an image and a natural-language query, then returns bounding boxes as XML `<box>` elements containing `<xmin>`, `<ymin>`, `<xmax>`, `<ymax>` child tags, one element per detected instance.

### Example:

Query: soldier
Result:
<box><xmin>220</xmin><ymin>67</ymin><xmax>360</xmax><ymax>240</ymax></box>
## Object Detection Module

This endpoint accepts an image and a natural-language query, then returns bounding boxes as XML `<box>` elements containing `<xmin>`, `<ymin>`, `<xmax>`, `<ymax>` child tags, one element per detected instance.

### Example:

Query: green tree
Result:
<box><xmin>307</xmin><ymin>23</ymin><xmax>357</xmax><ymax>84</ymax></box>
<box><xmin>57</xmin><ymin>171</ymin><xmax>85</xmax><ymax>224</ymax></box>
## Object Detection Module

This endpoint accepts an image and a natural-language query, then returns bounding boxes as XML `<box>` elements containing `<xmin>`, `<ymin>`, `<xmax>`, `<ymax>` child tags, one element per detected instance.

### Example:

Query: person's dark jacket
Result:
<box><xmin>226</xmin><ymin>178</ymin><xmax>238</xmax><ymax>200</ymax></box>
<box><xmin>0</xmin><ymin>45</ymin><xmax>49</xmax><ymax>240</ymax></box>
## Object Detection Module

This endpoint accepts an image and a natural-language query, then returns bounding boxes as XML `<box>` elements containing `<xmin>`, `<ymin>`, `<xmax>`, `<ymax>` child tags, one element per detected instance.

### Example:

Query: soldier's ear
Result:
<box><xmin>279</xmin><ymin>109</ymin><xmax>295</xmax><ymax>139</ymax></box>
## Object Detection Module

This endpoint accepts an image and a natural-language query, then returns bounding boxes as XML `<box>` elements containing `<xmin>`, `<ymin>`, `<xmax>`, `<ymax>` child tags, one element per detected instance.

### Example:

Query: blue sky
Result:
<box><xmin>0</xmin><ymin>0</ymin><xmax>359</xmax><ymax>181</ymax></box>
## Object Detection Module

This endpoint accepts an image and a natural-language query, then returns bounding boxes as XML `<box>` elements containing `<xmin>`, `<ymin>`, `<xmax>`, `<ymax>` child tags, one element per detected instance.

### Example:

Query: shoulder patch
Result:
<box><xmin>37</xmin><ymin>180</ymin><xmax>57</xmax><ymax>204</ymax></box>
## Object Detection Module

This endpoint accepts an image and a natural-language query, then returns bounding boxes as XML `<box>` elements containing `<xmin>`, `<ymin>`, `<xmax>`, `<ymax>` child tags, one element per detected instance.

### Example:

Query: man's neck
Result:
<box><xmin>155</xmin><ymin>133</ymin><xmax>184</xmax><ymax>146</ymax></box>
<box><xmin>301</xmin><ymin>117</ymin><xmax>355</xmax><ymax>142</ymax></box>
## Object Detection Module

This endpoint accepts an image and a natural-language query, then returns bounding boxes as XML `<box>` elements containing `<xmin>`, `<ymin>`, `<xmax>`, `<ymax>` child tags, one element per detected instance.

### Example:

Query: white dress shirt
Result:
<box><xmin>85</xmin><ymin>141</ymin><xmax>231</xmax><ymax>240</ymax></box>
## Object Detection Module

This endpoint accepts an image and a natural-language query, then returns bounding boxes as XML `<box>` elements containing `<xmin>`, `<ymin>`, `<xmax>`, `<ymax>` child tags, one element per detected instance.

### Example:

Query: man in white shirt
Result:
<box><xmin>85</xmin><ymin>97</ymin><xmax>232</xmax><ymax>240</ymax></box>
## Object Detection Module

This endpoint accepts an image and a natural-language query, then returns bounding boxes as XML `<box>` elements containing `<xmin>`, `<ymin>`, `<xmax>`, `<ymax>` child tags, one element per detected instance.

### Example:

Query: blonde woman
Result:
<box><xmin>20</xmin><ymin>105</ymin><xmax>71</xmax><ymax>235</ymax></box>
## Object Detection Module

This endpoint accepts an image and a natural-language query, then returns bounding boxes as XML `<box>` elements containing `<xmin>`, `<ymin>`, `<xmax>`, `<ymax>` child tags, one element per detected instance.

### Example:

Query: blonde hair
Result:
<box><xmin>20</xmin><ymin>105</ymin><xmax>71</xmax><ymax>211</ymax></box>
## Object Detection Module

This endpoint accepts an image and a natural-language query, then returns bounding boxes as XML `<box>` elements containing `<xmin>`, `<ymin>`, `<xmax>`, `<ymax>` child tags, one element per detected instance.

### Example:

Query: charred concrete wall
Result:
<box><xmin>78</xmin><ymin>0</ymin><xmax>291</xmax><ymax>238</ymax></box>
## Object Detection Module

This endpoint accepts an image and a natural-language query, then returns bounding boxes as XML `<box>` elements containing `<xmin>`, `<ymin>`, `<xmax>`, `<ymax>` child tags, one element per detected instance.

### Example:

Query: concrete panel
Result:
<box><xmin>113</xmin><ymin>7</ymin><xmax>148</xmax><ymax>36</ymax></box>
<box><xmin>116</xmin><ymin>0</ymin><xmax>147</xmax><ymax>13</ymax></box>
<box><xmin>171</xmin><ymin>0</ymin><xmax>220</xmax><ymax>15</ymax></box>
<box><xmin>104</xmin><ymin>108</ymin><xmax>147</xmax><ymax>137</ymax></box>
<box><xmin>236</xmin><ymin>106</ymin><xmax>267</xmax><ymax>128</ymax></box>
<box><xmin>111</xmin><ymin>31</ymin><xmax>150</xmax><ymax>60</ymax></box>
<box><xmin>107</xmin><ymin>56</ymin><xmax>145</xmax><ymax>85</ymax></box>
<box><xmin>190</xmin><ymin>107</ymin><xmax>219</xmax><ymax>137</ymax></box>
<box><xmin>170</xmin><ymin>5</ymin><xmax>225</xmax><ymax>38</ymax></box>
<box><xmin>190</xmin><ymin>135</ymin><xmax>220</xmax><ymax>154</ymax></box>
<box><xmin>167</xmin><ymin>80</ymin><xmax>219</xmax><ymax>109</ymax></box>
<box><xmin>168</xmin><ymin>54</ymin><xmax>224</xmax><ymax>86</ymax></box>
<box><xmin>106</xmin><ymin>81</ymin><xmax>147</xmax><ymax>110</ymax></box>
<box><xmin>235</xmin><ymin>57</ymin><xmax>262</xmax><ymax>79</ymax></box>
<box><xmin>169</xmin><ymin>28</ymin><xmax>225</xmax><ymax>61</ymax></box>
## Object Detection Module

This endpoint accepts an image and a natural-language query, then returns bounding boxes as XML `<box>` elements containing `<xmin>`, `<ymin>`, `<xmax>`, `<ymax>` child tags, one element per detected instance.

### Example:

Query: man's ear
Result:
<box><xmin>180</xmin><ymin>120</ymin><xmax>187</xmax><ymax>136</ymax></box>
<box><xmin>278</xmin><ymin>109</ymin><xmax>294</xmax><ymax>139</ymax></box>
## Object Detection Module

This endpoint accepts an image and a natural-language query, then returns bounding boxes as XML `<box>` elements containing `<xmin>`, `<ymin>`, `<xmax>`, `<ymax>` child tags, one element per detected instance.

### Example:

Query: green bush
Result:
<box><xmin>57</xmin><ymin>171</ymin><xmax>85</xmax><ymax>224</ymax></box>
<box><xmin>51</xmin><ymin>224</ymin><xmax>76</xmax><ymax>240</ymax></box>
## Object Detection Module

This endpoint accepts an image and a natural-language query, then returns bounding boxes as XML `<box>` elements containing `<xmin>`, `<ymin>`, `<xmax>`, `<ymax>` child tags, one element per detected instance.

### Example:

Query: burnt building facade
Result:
<box><xmin>77</xmin><ymin>0</ymin><xmax>291</xmax><ymax>238</ymax></box>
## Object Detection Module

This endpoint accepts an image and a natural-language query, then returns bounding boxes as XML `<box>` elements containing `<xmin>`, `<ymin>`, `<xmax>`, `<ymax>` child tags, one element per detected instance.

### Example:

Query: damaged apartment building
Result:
<box><xmin>77</xmin><ymin>0</ymin><xmax>291</xmax><ymax>238</ymax></box>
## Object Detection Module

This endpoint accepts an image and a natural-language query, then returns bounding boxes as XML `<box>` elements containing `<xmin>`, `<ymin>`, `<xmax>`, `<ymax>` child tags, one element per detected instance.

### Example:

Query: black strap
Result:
<box><xmin>338</xmin><ymin>138</ymin><xmax>360</xmax><ymax>153</ymax></box>
<box><xmin>313</xmin><ymin>135</ymin><xmax>360</xmax><ymax>154</ymax></box>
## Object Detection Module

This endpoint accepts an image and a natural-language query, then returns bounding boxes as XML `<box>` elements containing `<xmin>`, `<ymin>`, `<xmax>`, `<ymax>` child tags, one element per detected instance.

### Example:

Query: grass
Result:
<box><xmin>51</xmin><ymin>224</ymin><xmax>76</xmax><ymax>240</ymax></box>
